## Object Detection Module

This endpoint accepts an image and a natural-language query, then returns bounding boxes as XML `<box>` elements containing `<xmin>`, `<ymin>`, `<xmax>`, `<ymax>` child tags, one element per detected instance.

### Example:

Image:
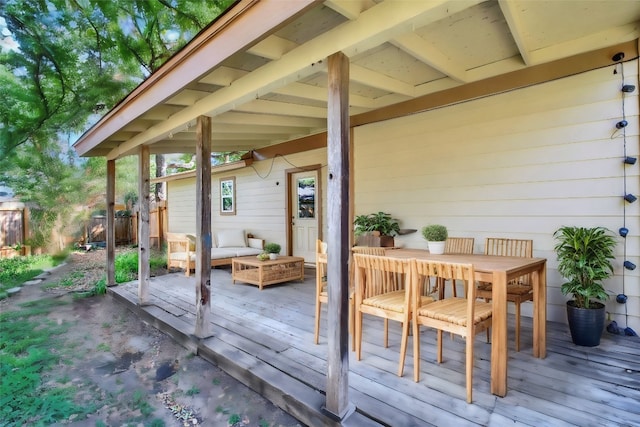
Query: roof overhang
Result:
<box><xmin>73</xmin><ymin>0</ymin><xmax>640</xmax><ymax>160</ymax></box>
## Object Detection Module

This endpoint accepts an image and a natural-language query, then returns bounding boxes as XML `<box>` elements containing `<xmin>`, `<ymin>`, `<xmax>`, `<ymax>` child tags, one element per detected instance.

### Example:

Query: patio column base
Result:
<box><xmin>321</xmin><ymin>402</ymin><xmax>355</xmax><ymax>423</ymax></box>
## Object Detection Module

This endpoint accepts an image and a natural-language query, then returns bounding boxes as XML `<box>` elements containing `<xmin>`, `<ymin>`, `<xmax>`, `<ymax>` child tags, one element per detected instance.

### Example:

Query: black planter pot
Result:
<box><xmin>566</xmin><ymin>300</ymin><xmax>605</xmax><ymax>346</ymax></box>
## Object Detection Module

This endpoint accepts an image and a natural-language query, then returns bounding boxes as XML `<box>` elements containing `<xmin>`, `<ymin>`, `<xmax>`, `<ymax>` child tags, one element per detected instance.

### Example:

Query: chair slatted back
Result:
<box><xmin>445</xmin><ymin>237</ymin><xmax>475</xmax><ymax>254</ymax></box>
<box><xmin>414</xmin><ymin>260</ymin><xmax>476</xmax><ymax>300</ymax></box>
<box><xmin>352</xmin><ymin>246</ymin><xmax>386</xmax><ymax>255</ymax></box>
<box><xmin>353</xmin><ymin>254</ymin><xmax>411</xmax><ymax>299</ymax></box>
<box><xmin>484</xmin><ymin>238</ymin><xmax>533</xmax><ymax>284</ymax></box>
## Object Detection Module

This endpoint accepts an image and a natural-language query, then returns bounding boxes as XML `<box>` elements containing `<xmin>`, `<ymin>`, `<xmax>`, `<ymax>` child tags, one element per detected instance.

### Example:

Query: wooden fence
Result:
<box><xmin>85</xmin><ymin>202</ymin><xmax>167</xmax><ymax>249</ymax></box>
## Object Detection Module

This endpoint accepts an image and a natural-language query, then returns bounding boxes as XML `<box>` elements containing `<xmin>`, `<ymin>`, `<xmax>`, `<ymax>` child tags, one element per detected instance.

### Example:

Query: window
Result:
<box><xmin>220</xmin><ymin>177</ymin><xmax>235</xmax><ymax>215</ymax></box>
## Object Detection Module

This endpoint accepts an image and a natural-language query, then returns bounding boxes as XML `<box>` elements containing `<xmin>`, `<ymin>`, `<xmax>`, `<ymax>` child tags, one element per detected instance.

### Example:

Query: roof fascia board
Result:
<box><xmin>74</xmin><ymin>0</ymin><xmax>319</xmax><ymax>157</ymax></box>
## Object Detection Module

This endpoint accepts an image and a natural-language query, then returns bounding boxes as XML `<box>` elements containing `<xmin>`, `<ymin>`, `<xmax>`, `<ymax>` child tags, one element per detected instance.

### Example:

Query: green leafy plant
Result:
<box><xmin>263</xmin><ymin>243</ymin><xmax>281</xmax><ymax>254</ymax></box>
<box><xmin>353</xmin><ymin>212</ymin><xmax>400</xmax><ymax>236</ymax></box>
<box><xmin>421</xmin><ymin>224</ymin><xmax>448</xmax><ymax>242</ymax></box>
<box><xmin>553</xmin><ymin>226</ymin><xmax>616</xmax><ymax>309</ymax></box>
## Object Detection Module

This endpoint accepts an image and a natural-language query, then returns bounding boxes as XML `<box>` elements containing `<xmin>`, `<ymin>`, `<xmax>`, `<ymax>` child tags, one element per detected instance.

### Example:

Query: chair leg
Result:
<box><xmin>355</xmin><ymin>310</ymin><xmax>363</xmax><ymax>360</ymax></box>
<box><xmin>436</xmin><ymin>329</ymin><xmax>443</xmax><ymax>363</ymax></box>
<box><xmin>515</xmin><ymin>302</ymin><xmax>521</xmax><ymax>352</ymax></box>
<box><xmin>413</xmin><ymin>321</ymin><xmax>421</xmax><ymax>382</ymax></box>
<box><xmin>314</xmin><ymin>300</ymin><xmax>321</xmax><ymax>345</ymax></box>
<box><xmin>466</xmin><ymin>330</ymin><xmax>474</xmax><ymax>403</ymax></box>
<box><xmin>384</xmin><ymin>318</ymin><xmax>389</xmax><ymax>348</ymax></box>
<box><xmin>398</xmin><ymin>319</ymin><xmax>410</xmax><ymax>377</ymax></box>
<box><xmin>349</xmin><ymin>299</ymin><xmax>355</xmax><ymax>351</ymax></box>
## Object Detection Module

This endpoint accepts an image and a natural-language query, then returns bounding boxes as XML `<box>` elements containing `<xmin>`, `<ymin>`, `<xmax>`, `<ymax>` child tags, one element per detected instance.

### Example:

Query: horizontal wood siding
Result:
<box><xmin>354</xmin><ymin>62</ymin><xmax>639</xmax><ymax>330</ymax></box>
<box><xmin>168</xmin><ymin>148</ymin><xmax>327</xmax><ymax>253</ymax></box>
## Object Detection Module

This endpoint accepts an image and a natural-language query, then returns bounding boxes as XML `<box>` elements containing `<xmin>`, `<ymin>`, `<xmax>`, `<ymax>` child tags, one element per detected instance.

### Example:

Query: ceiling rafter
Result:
<box><xmin>391</xmin><ymin>33</ymin><xmax>468</xmax><ymax>83</ymax></box>
<box><xmin>527</xmin><ymin>23</ymin><xmax>640</xmax><ymax>65</ymax></box>
<box><xmin>211</xmin><ymin>111</ymin><xmax>325</xmax><ymax>128</ymax></box>
<box><xmin>499</xmin><ymin>0</ymin><xmax>532</xmax><ymax>66</ymax></box>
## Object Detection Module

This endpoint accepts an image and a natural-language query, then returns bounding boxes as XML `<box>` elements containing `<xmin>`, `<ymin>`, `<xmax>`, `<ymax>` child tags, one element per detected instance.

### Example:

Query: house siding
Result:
<box><xmin>354</xmin><ymin>62</ymin><xmax>639</xmax><ymax>329</ymax></box>
<box><xmin>168</xmin><ymin>149</ymin><xmax>327</xmax><ymax>254</ymax></box>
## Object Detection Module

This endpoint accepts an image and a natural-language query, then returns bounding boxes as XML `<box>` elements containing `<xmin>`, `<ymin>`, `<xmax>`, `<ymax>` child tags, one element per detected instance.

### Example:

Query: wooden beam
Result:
<box><xmin>138</xmin><ymin>145</ymin><xmax>151</xmax><ymax>305</ymax></box>
<box><xmin>352</xmin><ymin>40</ymin><xmax>639</xmax><ymax>127</ymax></box>
<box><xmin>251</xmin><ymin>133</ymin><xmax>326</xmax><ymax>160</ymax></box>
<box><xmin>195</xmin><ymin>116</ymin><xmax>213</xmax><ymax>338</ymax></box>
<box><xmin>106</xmin><ymin>159</ymin><xmax>116</xmax><ymax>287</ymax></box>
<box><xmin>324</xmin><ymin>51</ymin><xmax>354</xmax><ymax>421</ymax></box>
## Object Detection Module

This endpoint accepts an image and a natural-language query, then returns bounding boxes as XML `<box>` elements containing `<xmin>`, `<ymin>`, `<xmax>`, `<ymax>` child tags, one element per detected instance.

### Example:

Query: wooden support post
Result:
<box><xmin>324</xmin><ymin>51</ymin><xmax>354</xmax><ymax>421</ymax></box>
<box><xmin>106</xmin><ymin>159</ymin><xmax>116</xmax><ymax>287</ymax></box>
<box><xmin>138</xmin><ymin>145</ymin><xmax>151</xmax><ymax>304</ymax></box>
<box><xmin>194</xmin><ymin>115</ymin><xmax>213</xmax><ymax>338</ymax></box>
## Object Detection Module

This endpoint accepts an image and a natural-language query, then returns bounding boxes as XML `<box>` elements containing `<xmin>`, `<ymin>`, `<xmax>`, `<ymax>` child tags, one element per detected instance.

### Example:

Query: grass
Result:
<box><xmin>0</xmin><ymin>254</ymin><xmax>64</xmax><ymax>296</ymax></box>
<box><xmin>0</xmin><ymin>247</ymin><xmax>167</xmax><ymax>299</ymax></box>
<box><xmin>0</xmin><ymin>299</ymin><xmax>97</xmax><ymax>425</ymax></box>
<box><xmin>114</xmin><ymin>249</ymin><xmax>166</xmax><ymax>284</ymax></box>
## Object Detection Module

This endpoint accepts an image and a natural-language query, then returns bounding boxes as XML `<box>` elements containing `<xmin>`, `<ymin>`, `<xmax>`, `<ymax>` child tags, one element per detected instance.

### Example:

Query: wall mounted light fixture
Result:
<box><xmin>619</xmin><ymin>227</ymin><xmax>629</xmax><ymax>237</ymax></box>
<box><xmin>623</xmin><ymin>194</ymin><xmax>637</xmax><ymax>203</ymax></box>
<box><xmin>624</xmin><ymin>156</ymin><xmax>637</xmax><ymax>165</ymax></box>
<box><xmin>622</xmin><ymin>84</ymin><xmax>636</xmax><ymax>93</ymax></box>
<box><xmin>623</xmin><ymin>261</ymin><xmax>636</xmax><ymax>271</ymax></box>
<box><xmin>616</xmin><ymin>120</ymin><xmax>628</xmax><ymax>129</ymax></box>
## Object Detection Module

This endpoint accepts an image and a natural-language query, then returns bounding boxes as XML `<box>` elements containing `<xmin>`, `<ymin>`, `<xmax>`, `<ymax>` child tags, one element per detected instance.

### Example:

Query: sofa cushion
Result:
<box><xmin>170</xmin><ymin>252</ymin><xmax>195</xmax><ymax>261</ymax></box>
<box><xmin>217</xmin><ymin>229</ymin><xmax>246</xmax><ymax>248</ymax></box>
<box><xmin>210</xmin><ymin>248</ymin><xmax>238</xmax><ymax>260</ymax></box>
<box><xmin>233</xmin><ymin>247</ymin><xmax>263</xmax><ymax>257</ymax></box>
<box><xmin>247</xmin><ymin>237</ymin><xmax>263</xmax><ymax>250</ymax></box>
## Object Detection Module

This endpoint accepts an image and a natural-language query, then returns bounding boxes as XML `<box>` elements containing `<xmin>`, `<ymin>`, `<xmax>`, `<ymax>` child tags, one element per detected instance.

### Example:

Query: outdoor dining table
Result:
<box><xmin>385</xmin><ymin>248</ymin><xmax>547</xmax><ymax>397</ymax></box>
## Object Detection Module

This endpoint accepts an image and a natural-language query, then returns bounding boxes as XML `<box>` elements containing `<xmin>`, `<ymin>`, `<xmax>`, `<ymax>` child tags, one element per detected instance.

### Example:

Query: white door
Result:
<box><xmin>291</xmin><ymin>171</ymin><xmax>318</xmax><ymax>263</ymax></box>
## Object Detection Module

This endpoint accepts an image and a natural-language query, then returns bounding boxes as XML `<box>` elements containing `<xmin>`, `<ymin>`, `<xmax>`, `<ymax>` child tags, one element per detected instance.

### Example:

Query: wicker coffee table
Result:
<box><xmin>232</xmin><ymin>256</ymin><xmax>305</xmax><ymax>290</ymax></box>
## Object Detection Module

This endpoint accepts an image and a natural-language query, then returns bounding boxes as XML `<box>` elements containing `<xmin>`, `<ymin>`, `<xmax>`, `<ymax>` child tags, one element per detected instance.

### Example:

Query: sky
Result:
<box><xmin>0</xmin><ymin>17</ymin><xmax>19</xmax><ymax>52</ymax></box>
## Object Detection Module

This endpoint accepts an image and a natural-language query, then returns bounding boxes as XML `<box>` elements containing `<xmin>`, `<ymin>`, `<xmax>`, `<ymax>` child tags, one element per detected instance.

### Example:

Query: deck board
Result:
<box><xmin>110</xmin><ymin>268</ymin><xmax>640</xmax><ymax>427</ymax></box>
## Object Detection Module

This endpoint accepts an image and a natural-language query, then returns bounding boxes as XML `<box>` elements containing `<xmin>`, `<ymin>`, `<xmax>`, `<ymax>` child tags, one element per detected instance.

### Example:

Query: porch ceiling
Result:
<box><xmin>73</xmin><ymin>0</ymin><xmax>640</xmax><ymax>160</ymax></box>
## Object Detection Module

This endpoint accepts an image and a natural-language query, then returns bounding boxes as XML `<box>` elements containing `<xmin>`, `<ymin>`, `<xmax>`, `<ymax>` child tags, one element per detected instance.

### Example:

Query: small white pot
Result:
<box><xmin>428</xmin><ymin>241</ymin><xmax>446</xmax><ymax>255</ymax></box>
<box><xmin>269</xmin><ymin>253</ymin><xmax>278</xmax><ymax>260</ymax></box>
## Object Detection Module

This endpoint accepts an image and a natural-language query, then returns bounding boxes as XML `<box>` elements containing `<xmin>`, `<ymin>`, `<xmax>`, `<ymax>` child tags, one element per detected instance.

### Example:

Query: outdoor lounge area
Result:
<box><xmin>109</xmin><ymin>266</ymin><xmax>640</xmax><ymax>427</ymax></box>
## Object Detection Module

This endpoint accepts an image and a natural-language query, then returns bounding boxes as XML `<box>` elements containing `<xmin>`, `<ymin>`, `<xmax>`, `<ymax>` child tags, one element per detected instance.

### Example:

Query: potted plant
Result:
<box><xmin>421</xmin><ymin>224</ymin><xmax>448</xmax><ymax>254</ymax></box>
<box><xmin>353</xmin><ymin>212</ymin><xmax>400</xmax><ymax>247</ymax></box>
<box><xmin>264</xmin><ymin>243</ymin><xmax>281</xmax><ymax>260</ymax></box>
<box><xmin>553</xmin><ymin>226</ymin><xmax>616</xmax><ymax>346</ymax></box>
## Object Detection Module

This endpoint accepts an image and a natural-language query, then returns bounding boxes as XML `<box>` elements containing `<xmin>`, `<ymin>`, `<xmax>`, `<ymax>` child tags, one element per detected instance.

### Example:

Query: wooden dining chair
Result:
<box><xmin>314</xmin><ymin>241</ymin><xmax>369</xmax><ymax>350</ymax></box>
<box><xmin>439</xmin><ymin>237</ymin><xmax>475</xmax><ymax>298</ymax></box>
<box><xmin>314</xmin><ymin>240</ymin><xmax>329</xmax><ymax>345</ymax></box>
<box><xmin>412</xmin><ymin>260</ymin><xmax>492</xmax><ymax>403</ymax></box>
<box><xmin>477</xmin><ymin>238</ymin><xmax>533</xmax><ymax>351</ymax></box>
<box><xmin>353</xmin><ymin>254</ymin><xmax>433</xmax><ymax>377</ymax></box>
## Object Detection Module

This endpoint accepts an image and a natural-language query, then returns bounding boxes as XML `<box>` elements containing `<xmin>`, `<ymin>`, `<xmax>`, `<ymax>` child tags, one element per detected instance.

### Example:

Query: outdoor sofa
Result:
<box><xmin>167</xmin><ymin>230</ymin><xmax>264</xmax><ymax>276</ymax></box>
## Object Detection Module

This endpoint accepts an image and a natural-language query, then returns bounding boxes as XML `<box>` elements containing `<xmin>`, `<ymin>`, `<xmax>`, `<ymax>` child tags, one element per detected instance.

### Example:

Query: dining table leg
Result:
<box><xmin>532</xmin><ymin>263</ymin><xmax>547</xmax><ymax>358</ymax></box>
<box><xmin>490</xmin><ymin>271</ymin><xmax>508</xmax><ymax>397</ymax></box>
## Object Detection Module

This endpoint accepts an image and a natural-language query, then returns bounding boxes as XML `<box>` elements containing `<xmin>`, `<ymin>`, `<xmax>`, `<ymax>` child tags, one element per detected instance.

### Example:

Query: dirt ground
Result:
<box><xmin>1</xmin><ymin>249</ymin><xmax>304</xmax><ymax>427</ymax></box>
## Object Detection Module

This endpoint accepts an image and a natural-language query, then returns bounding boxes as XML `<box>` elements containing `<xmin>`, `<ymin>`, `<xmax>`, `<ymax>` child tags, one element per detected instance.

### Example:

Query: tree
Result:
<box><xmin>0</xmin><ymin>0</ymin><xmax>233</xmax><ymax>250</ymax></box>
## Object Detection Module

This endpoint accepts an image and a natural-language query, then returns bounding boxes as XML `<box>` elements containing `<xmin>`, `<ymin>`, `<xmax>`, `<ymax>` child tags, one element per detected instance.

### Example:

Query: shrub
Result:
<box><xmin>421</xmin><ymin>224</ymin><xmax>448</xmax><ymax>242</ymax></box>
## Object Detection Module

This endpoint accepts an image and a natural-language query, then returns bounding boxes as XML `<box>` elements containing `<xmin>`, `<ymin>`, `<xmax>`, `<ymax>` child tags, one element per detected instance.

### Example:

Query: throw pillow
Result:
<box><xmin>216</xmin><ymin>229</ymin><xmax>246</xmax><ymax>248</ymax></box>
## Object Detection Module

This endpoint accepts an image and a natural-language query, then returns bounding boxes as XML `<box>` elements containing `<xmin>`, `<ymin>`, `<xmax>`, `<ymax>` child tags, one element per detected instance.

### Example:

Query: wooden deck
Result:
<box><xmin>109</xmin><ymin>267</ymin><xmax>640</xmax><ymax>427</ymax></box>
